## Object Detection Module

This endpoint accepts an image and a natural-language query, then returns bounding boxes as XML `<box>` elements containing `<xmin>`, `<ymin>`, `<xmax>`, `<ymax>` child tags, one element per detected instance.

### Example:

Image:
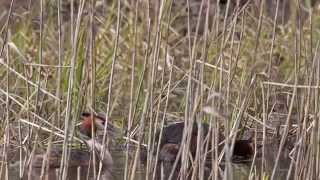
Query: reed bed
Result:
<box><xmin>0</xmin><ymin>0</ymin><xmax>320</xmax><ymax>180</ymax></box>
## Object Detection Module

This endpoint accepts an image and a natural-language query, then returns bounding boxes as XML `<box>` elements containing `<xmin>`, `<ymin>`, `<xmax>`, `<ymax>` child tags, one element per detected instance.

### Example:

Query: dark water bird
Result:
<box><xmin>155</xmin><ymin>122</ymin><xmax>253</xmax><ymax>161</ymax></box>
<box><xmin>156</xmin><ymin>143</ymin><xmax>181</xmax><ymax>180</ymax></box>
<box><xmin>149</xmin><ymin>122</ymin><xmax>253</xmax><ymax>179</ymax></box>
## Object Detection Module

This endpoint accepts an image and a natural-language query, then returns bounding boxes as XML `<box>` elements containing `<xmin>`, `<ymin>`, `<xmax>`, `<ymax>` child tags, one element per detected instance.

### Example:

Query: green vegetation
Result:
<box><xmin>0</xmin><ymin>0</ymin><xmax>319</xmax><ymax>179</ymax></box>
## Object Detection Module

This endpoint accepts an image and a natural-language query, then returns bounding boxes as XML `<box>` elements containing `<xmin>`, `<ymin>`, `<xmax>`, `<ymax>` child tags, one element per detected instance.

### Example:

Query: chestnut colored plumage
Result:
<box><xmin>79</xmin><ymin>112</ymin><xmax>121</xmax><ymax>139</ymax></box>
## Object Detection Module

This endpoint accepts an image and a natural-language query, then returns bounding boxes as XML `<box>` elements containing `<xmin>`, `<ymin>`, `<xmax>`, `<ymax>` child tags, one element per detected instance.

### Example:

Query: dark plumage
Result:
<box><xmin>153</xmin><ymin>122</ymin><xmax>253</xmax><ymax>170</ymax></box>
<box><xmin>233</xmin><ymin>139</ymin><xmax>254</xmax><ymax>159</ymax></box>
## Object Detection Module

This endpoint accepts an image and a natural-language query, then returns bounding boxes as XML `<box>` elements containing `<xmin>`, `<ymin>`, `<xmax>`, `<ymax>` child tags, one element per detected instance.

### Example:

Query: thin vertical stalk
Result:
<box><xmin>124</xmin><ymin>0</ymin><xmax>138</xmax><ymax>179</ymax></box>
<box><xmin>59</xmin><ymin>0</ymin><xmax>86</xmax><ymax>179</ymax></box>
<box><xmin>98</xmin><ymin>0</ymin><xmax>121</xmax><ymax>179</ymax></box>
<box><xmin>89</xmin><ymin>0</ymin><xmax>97</xmax><ymax>179</ymax></box>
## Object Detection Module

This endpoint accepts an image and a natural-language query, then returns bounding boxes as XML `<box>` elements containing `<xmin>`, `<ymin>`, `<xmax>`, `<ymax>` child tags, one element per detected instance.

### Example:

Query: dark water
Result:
<box><xmin>4</xmin><ymin>146</ymin><xmax>291</xmax><ymax>180</ymax></box>
<box><xmin>109</xmin><ymin>148</ymin><xmax>291</xmax><ymax>180</ymax></box>
<box><xmin>4</xmin><ymin>147</ymin><xmax>144</xmax><ymax>180</ymax></box>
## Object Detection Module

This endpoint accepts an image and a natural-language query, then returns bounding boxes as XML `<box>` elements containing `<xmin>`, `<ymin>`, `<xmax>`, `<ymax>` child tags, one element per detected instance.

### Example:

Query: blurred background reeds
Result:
<box><xmin>0</xmin><ymin>0</ymin><xmax>320</xmax><ymax>179</ymax></box>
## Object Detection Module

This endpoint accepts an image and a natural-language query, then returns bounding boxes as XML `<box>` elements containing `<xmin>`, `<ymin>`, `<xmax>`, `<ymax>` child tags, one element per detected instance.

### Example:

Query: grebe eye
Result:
<box><xmin>81</xmin><ymin>112</ymin><xmax>91</xmax><ymax>117</ymax></box>
<box><xmin>219</xmin><ymin>0</ymin><xmax>228</xmax><ymax>5</ymax></box>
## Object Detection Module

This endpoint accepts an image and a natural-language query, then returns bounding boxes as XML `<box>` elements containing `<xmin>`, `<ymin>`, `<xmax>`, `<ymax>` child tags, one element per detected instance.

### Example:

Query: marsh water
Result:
<box><xmin>0</xmin><ymin>0</ymin><xmax>304</xmax><ymax>179</ymax></box>
<box><xmin>4</xmin><ymin>146</ymin><xmax>290</xmax><ymax>180</ymax></box>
